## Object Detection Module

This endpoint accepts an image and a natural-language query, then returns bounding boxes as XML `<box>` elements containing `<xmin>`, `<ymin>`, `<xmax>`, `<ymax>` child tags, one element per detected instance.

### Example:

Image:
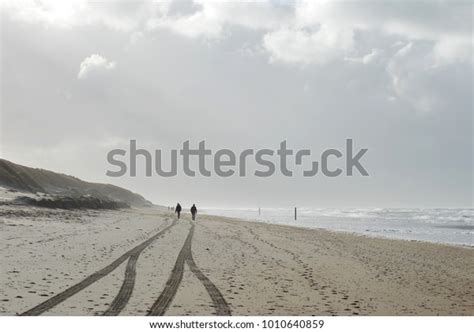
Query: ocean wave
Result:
<box><xmin>203</xmin><ymin>207</ymin><xmax>474</xmax><ymax>246</ymax></box>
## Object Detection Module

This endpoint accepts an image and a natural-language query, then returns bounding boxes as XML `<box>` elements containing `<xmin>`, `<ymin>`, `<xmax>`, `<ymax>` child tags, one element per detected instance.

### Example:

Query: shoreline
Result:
<box><xmin>194</xmin><ymin>211</ymin><xmax>474</xmax><ymax>315</ymax></box>
<box><xmin>1</xmin><ymin>206</ymin><xmax>473</xmax><ymax>315</ymax></box>
<box><xmin>201</xmin><ymin>207</ymin><xmax>474</xmax><ymax>248</ymax></box>
<box><xmin>200</xmin><ymin>212</ymin><xmax>474</xmax><ymax>250</ymax></box>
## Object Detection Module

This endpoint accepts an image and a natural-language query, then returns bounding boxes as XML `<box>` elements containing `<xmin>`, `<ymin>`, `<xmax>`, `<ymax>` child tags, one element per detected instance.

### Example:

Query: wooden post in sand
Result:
<box><xmin>295</xmin><ymin>207</ymin><xmax>297</xmax><ymax>220</ymax></box>
<box><xmin>258</xmin><ymin>207</ymin><xmax>261</xmax><ymax>216</ymax></box>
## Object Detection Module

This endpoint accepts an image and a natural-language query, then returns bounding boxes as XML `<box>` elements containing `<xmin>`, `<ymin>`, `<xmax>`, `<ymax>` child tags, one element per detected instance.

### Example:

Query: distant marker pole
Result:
<box><xmin>295</xmin><ymin>207</ymin><xmax>297</xmax><ymax>220</ymax></box>
<box><xmin>258</xmin><ymin>207</ymin><xmax>261</xmax><ymax>216</ymax></box>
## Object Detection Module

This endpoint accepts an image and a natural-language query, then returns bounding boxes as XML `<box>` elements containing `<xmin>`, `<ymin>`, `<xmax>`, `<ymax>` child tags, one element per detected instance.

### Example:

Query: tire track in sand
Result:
<box><xmin>186</xmin><ymin>242</ymin><xmax>231</xmax><ymax>315</ymax></box>
<box><xmin>101</xmin><ymin>253</ymin><xmax>139</xmax><ymax>316</ymax></box>
<box><xmin>21</xmin><ymin>219</ymin><xmax>177</xmax><ymax>316</ymax></box>
<box><xmin>147</xmin><ymin>223</ymin><xmax>193</xmax><ymax>315</ymax></box>
<box><xmin>147</xmin><ymin>223</ymin><xmax>231</xmax><ymax>316</ymax></box>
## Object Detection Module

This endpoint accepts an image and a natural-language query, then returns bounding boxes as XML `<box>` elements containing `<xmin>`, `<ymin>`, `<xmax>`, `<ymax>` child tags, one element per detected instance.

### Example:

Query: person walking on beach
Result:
<box><xmin>191</xmin><ymin>204</ymin><xmax>197</xmax><ymax>221</ymax></box>
<box><xmin>175</xmin><ymin>203</ymin><xmax>182</xmax><ymax>219</ymax></box>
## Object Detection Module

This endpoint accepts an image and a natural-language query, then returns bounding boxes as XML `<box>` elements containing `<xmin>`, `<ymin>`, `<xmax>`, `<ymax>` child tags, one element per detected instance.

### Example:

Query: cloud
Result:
<box><xmin>345</xmin><ymin>49</ymin><xmax>383</xmax><ymax>65</ymax></box>
<box><xmin>386</xmin><ymin>42</ymin><xmax>445</xmax><ymax>112</ymax></box>
<box><xmin>3</xmin><ymin>0</ymin><xmax>471</xmax><ymax>114</ymax></box>
<box><xmin>0</xmin><ymin>0</ymin><xmax>163</xmax><ymax>31</ymax></box>
<box><xmin>2</xmin><ymin>1</ymin><xmax>472</xmax><ymax>207</ymax></box>
<box><xmin>263</xmin><ymin>0</ymin><xmax>471</xmax><ymax>66</ymax></box>
<box><xmin>139</xmin><ymin>0</ymin><xmax>473</xmax><ymax>70</ymax></box>
<box><xmin>3</xmin><ymin>1</ymin><xmax>470</xmax><ymax>67</ymax></box>
<box><xmin>263</xmin><ymin>25</ymin><xmax>354</xmax><ymax>65</ymax></box>
<box><xmin>77</xmin><ymin>54</ymin><xmax>116</xmax><ymax>79</ymax></box>
<box><xmin>146</xmin><ymin>0</ymin><xmax>292</xmax><ymax>40</ymax></box>
<box><xmin>433</xmin><ymin>37</ymin><xmax>473</xmax><ymax>65</ymax></box>
<box><xmin>147</xmin><ymin>6</ymin><xmax>223</xmax><ymax>40</ymax></box>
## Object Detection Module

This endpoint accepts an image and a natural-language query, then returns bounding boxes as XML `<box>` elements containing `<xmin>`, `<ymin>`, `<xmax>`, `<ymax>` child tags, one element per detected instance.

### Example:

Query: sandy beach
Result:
<box><xmin>1</xmin><ymin>205</ymin><xmax>473</xmax><ymax>316</ymax></box>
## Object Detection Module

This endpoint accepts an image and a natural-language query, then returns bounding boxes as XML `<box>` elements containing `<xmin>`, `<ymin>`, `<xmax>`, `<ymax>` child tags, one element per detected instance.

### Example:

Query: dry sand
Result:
<box><xmin>1</xmin><ymin>203</ymin><xmax>473</xmax><ymax>316</ymax></box>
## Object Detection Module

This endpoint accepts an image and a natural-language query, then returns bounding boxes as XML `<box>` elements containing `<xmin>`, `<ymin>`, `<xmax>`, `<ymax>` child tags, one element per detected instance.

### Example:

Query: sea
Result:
<box><xmin>202</xmin><ymin>207</ymin><xmax>474</xmax><ymax>247</ymax></box>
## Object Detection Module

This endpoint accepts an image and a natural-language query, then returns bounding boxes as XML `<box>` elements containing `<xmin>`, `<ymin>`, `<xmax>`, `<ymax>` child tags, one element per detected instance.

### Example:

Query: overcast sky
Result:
<box><xmin>1</xmin><ymin>0</ymin><xmax>472</xmax><ymax>208</ymax></box>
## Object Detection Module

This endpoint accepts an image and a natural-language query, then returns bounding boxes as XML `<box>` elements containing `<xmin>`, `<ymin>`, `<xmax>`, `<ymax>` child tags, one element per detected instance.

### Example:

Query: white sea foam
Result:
<box><xmin>202</xmin><ymin>207</ymin><xmax>474</xmax><ymax>246</ymax></box>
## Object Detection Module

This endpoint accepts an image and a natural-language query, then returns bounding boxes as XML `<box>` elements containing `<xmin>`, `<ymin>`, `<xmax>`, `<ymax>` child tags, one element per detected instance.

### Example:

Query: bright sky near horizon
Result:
<box><xmin>1</xmin><ymin>0</ymin><xmax>472</xmax><ymax>208</ymax></box>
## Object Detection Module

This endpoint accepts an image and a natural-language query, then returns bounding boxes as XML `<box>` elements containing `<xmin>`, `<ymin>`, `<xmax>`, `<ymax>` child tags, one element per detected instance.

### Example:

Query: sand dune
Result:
<box><xmin>1</xmin><ymin>204</ymin><xmax>473</xmax><ymax>316</ymax></box>
<box><xmin>0</xmin><ymin>159</ymin><xmax>152</xmax><ymax>208</ymax></box>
